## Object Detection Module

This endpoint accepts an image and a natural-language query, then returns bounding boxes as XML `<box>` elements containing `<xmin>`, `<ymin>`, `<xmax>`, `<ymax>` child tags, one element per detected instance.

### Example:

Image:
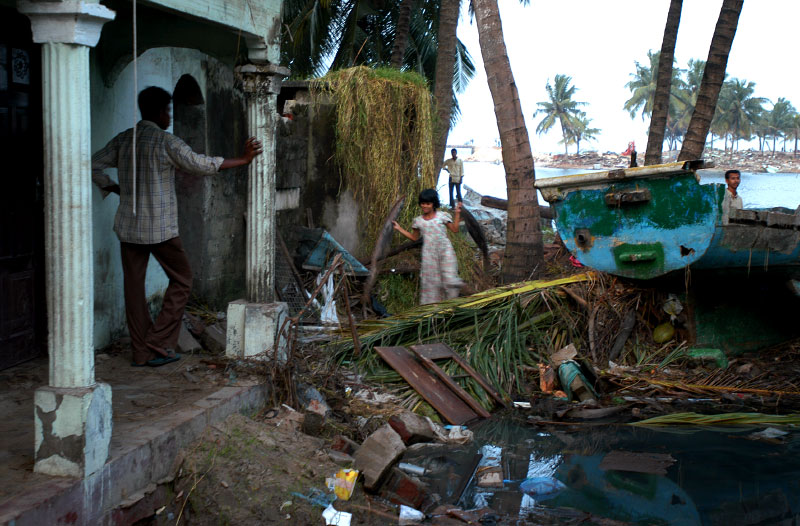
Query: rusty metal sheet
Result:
<box><xmin>410</xmin><ymin>343</ymin><xmax>508</xmax><ymax>407</ymax></box>
<box><xmin>375</xmin><ymin>346</ymin><xmax>479</xmax><ymax>425</ymax></box>
<box><xmin>408</xmin><ymin>343</ymin><xmax>454</xmax><ymax>360</ymax></box>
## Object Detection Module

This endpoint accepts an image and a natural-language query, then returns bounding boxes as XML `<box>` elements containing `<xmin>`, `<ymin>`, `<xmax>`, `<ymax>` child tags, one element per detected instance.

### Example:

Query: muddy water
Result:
<box><xmin>407</xmin><ymin>417</ymin><xmax>800</xmax><ymax>525</ymax></box>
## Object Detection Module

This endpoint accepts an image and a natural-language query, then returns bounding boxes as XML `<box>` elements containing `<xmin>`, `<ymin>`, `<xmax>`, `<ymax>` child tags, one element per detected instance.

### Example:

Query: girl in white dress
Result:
<box><xmin>392</xmin><ymin>189</ymin><xmax>463</xmax><ymax>304</ymax></box>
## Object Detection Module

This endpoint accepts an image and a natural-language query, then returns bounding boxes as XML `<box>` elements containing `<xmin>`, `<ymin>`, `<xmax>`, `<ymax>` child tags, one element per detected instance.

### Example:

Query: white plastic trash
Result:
<box><xmin>398</xmin><ymin>505</ymin><xmax>424</xmax><ymax>524</ymax></box>
<box><xmin>322</xmin><ymin>504</ymin><xmax>352</xmax><ymax>526</ymax></box>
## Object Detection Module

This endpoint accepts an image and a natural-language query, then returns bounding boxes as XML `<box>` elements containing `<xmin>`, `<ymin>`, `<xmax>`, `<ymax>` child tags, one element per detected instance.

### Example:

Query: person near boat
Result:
<box><xmin>392</xmin><ymin>189</ymin><xmax>463</xmax><ymax>304</ymax></box>
<box><xmin>721</xmin><ymin>169</ymin><xmax>743</xmax><ymax>224</ymax></box>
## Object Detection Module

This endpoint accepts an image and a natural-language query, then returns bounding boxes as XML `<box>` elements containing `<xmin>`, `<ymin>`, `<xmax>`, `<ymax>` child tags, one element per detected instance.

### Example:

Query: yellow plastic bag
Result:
<box><xmin>327</xmin><ymin>469</ymin><xmax>359</xmax><ymax>501</ymax></box>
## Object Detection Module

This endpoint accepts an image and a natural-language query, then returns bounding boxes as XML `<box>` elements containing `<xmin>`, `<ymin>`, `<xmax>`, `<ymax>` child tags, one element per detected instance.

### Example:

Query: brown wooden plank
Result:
<box><xmin>412</xmin><ymin>351</ymin><xmax>491</xmax><ymax>419</ymax></box>
<box><xmin>409</xmin><ymin>343</ymin><xmax>454</xmax><ymax>360</ymax></box>
<box><xmin>375</xmin><ymin>346</ymin><xmax>478</xmax><ymax>425</ymax></box>
<box><xmin>599</xmin><ymin>451</ymin><xmax>676</xmax><ymax>475</ymax></box>
<box><xmin>410</xmin><ymin>343</ymin><xmax>508</xmax><ymax>407</ymax></box>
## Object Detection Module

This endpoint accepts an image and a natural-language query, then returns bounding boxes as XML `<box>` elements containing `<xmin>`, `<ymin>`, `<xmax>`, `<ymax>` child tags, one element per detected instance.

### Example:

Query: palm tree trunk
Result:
<box><xmin>560</xmin><ymin>121</ymin><xmax>569</xmax><ymax>155</ymax></box>
<box><xmin>679</xmin><ymin>0</ymin><xmax>743</xmax><ymax>161</ymax></box>
<box><xmin>473</xmin><ymin>0</ymin><xmax>543</xmax><ymax>283</ymax></box>
<box><xmin>432</xmin><ymin>0</ymin><xmax>460</xmax><ymax>177</ymax></box>
<box><xmin>390</xmin><ymin>0</ymin><xmax>415</xmax><ymax>68</ymax></box>
<box><xmin>645</xmin><ymin>0</ymin><xmax>682</xmax><ymax>165</ymax></box>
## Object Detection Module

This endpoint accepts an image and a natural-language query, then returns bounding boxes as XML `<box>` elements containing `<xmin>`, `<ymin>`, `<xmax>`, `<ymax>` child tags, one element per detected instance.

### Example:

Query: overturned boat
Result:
<box><xmin>536</xmin><ymin>160</ymin><xmax>800</xmax><ymax>353</ymax></box>
<box><xmin>535</xmin><ymin>160</ymin><xmax>800</xmax><ymax>280</ymax></box>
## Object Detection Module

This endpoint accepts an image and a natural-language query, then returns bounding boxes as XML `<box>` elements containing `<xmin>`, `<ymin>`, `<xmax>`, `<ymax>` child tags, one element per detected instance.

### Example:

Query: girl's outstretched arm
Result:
<box><xmin>393</xmin><ymin>221</ymin><xmax>420</xmax><ymax>241</ymax></box>
<box><xmin>446</xmin><ymin>202</ymin><xmax>462</xmax><ymax>233</ymax></box>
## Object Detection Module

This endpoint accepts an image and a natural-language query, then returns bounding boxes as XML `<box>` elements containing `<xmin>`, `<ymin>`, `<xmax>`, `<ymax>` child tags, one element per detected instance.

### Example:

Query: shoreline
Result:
<box><xmin>459</xmin><ymin>146</ymin><xmax>800</xmax><ymax>174</ymax></box>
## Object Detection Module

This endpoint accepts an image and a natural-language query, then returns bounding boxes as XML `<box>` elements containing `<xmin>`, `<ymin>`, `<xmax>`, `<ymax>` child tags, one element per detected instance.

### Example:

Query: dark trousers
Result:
<box><xmin>448</xmin><ymin>180</ymin><xmax>462</xmax><ymax>207</ymax></box>
<box><xmin>120</xmin><ymin>237</ymin><xmax>192</xmax><ymax>364</ymax></box>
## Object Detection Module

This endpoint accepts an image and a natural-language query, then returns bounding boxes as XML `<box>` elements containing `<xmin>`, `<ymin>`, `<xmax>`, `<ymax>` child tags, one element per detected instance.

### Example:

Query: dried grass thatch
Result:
<box><xmin>311</xmin><ymin>67</ymin><xmax>436</xmax><ymax>255</ymax></box>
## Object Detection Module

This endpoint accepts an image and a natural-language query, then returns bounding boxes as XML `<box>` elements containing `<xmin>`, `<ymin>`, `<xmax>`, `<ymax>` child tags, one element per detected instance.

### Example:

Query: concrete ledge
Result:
<box><xmin>0</xmin><ymin>383</ymin><xmax>268</xmax><ymax>526</ymax></box>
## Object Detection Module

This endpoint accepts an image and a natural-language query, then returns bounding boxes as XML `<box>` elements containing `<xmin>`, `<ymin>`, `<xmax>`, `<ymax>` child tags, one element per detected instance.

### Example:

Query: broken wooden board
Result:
<box><xmin>598</xmin><ymin>450</ymin><xmax>676</xmax><ymax>475</ymax></box>
<box><xmin>410</xmin><ymin>343</ymin><xmax>508</xmax><ymax>407</ymax></box>
<box><xmin>549</xmin><ymin>343</ymin><xmax>578</xmax><ymax>367</ymax></box>
<box><xmin>375</xmin><ymin>346</ymin><xmax>479</xmax><ymax>425</ymax></box>
<box><xmin>411</xmin><ymin>351</ymin><xmax>491</xmax><ymax>418</ymax></box>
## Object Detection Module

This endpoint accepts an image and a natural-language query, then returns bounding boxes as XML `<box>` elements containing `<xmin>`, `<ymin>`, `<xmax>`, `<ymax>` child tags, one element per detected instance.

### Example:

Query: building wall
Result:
<box><xmin>276</xmin><ymin>86</ymin><xmax>362</xmax><ymax>257</ymax></box>
<box><xmin>90</xmin><ymin>47</ymin><xmax>245</xmax><ymax>347</ymax></box>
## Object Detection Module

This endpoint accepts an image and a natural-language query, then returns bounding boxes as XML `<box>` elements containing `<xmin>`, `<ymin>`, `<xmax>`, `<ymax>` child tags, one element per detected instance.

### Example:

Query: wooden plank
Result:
<box><xmin>375</xmin><ymin>346</ymin><xmax>478</xmax><ymax>425</ymax></box>
<box><xmin>411</xmin><ymin>343</ymin><xmax>508</xmax><ymax>407</ymax></box>
<box><xmin>599</xmin><ymin>451</ymin><xmax>676</xmax><ymax>475</ymax></box>
<box><xmin>409</xmin><ymin>343</ymin><xmax>454</xmax><ymax>360</ymax></box>
<box><xmin>411</xmin><ymin>351</ymin><xmax>491</xmax><ymax>419</ymax></box>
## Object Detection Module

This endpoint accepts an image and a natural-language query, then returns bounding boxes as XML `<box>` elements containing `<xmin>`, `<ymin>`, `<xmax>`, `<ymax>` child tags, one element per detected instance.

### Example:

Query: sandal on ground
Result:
<box><xmin>130</xmin><ymin>361</ymin><xmax>149</xmax><ymax>367</ymax></box>
<box><xmin>146</xmin><ymin>350</ymin><xmax>181</xmax><ymax>367</ymax></box>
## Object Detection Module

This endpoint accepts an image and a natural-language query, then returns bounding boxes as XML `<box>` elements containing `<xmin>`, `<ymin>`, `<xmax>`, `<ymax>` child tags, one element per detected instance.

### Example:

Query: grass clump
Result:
<box><xmin>311</xmin><ymin>66</ymin><xmax>436</xmax><ymax>256</ymax></box>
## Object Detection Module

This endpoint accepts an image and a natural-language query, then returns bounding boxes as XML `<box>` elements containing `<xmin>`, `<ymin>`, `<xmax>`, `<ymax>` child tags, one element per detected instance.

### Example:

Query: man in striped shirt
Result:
<box><xmin>92</xmin><ymin>86</ymin><xmax>262</xmax><ymax>366</ymax></box>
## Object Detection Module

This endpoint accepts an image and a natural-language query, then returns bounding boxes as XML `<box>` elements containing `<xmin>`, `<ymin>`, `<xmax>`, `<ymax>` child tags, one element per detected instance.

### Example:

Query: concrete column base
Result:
<box><xmin>226</xmin><ymin>300</ymin><xmax>289</xmax><ymax>363</ymax></box>
<box><xmin>34</xmin><ymin>383</ymin><xmax>112</xmax><ymax>478</ymax></box>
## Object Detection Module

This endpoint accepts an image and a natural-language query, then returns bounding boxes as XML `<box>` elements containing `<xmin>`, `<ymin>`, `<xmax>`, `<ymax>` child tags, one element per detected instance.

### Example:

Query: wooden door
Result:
<box><xmin>0</xmin><ymin>9</ymin><xmax>44</xmax><ymax>370</ymax></box>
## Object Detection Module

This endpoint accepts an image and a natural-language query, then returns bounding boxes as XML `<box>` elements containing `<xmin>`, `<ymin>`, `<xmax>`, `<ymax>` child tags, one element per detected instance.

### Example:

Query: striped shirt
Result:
<box><xmin>92</xmin><ymin>120</ymin><xmax>223</xmax><ymax>244</ymax></box>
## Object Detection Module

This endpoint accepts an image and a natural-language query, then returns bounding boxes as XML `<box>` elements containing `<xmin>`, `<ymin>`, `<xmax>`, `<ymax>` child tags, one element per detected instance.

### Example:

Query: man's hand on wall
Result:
<box><xmin>243</xmin><ymin>137</ymin><xmax>263</xmax><ymax>163</ymax></box>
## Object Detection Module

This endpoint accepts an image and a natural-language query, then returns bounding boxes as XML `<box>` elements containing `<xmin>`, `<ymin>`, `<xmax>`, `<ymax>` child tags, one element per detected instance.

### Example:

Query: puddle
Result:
<box><xmin>402</xmin><ymin>417</ymin><xmax>800</xmax><ymax>525</ymax></box>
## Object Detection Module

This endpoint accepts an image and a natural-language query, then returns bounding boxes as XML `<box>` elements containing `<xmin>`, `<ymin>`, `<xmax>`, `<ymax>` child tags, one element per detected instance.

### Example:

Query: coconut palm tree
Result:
<box><xmin>624</xmin><ymin>51</ymin><xmax>686</xmax><ymax>120</ymax></box>
<box><xmin>715</xmin><ymin>78</ymin><xmax>766</xmax><ymax>151</ymax></box>
<box><xmin>764</xmin><ymin>97</ymin><xmax>797</xmax><ymax>154</ymax></box>
<box><xmin>432</xmin><ymin>0</ymin><xmax>461</xmax><ymax>177</ymax></box>
<box><xmin>534</xmin><ymin>75</ymin><xmax>587</xmax><ymax>155</ymax></box>
<box><xmin>567</xmin><ymin>113</ymin><xmax>601</xmax><ymax>154</ymax></box>
<box><xmin>472</xmin><ymin>0</ymin><xmax>543</xmax><ymax>283</ymax></box>
<box><xmin>679</xmin><ymin>0</ymin><xmax>744</xmax><ymax>161</ymax></box>
<box><xmin>280</xmin><ymin>0</ymin><xmax>474</xmax><ymax>86</ymax></box>
<box><xmin>646</xmin><ymin>0</ymin><xmax>683</xmax><ymax>165</ymax></box>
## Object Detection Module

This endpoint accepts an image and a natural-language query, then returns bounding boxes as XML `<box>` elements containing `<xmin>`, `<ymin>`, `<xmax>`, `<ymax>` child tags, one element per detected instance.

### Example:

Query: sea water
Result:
<box><xmin>436</xmin><ymin>161</ymin><xmax>800</xmax><ymax>210</ymax></box>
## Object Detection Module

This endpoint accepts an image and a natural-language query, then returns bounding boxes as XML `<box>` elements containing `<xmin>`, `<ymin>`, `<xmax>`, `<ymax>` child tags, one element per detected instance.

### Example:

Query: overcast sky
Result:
<box><xmin>449</xmin><ymin>0</ymin><xmax>799</xmax><ymax>155</ymax></box>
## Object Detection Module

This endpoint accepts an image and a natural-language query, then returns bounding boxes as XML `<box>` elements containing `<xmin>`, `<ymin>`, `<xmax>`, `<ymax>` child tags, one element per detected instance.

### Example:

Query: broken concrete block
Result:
<box><xmin>331</xmin><ymin>435</ymin><xmax>361</xmax><ymax>455</ymax></box>
<box><xmin>298</xmin><ymin>383</ymin><xmax>330</xmax><ymax>416</ymax></box>
<box><xmin>381</xmin><ymin>468</ymin><xmax>430</xmax><ymax>510</ymax></box>
<box><xmin>177</xmin><ymin>324</ymin><xmax>202</xmax><ymax>354</ymax></box>
<box><xmin>476</xmin><ymin>465</ymin><xmax>504</xmax><ymax>488</ymax></box>
<box><xmin>225</xmin><ymin>300</ymin><xmax>289</xmax><ymax>362</ymax></box>
<box><xmin>184</xmin><ymin>313</ymin><xmax>205</xmax><ymax>335</ymax></box>
<box><xmin>34</xmin><ymin>383</ymin><xmax>112</xmax><ymax>478</ymax></box>
<box><xmin>199</xmin><ymin>322</ymin><xmax>227</xmax><ymax>354</ymax></box>
<box><xmin>327</xmin><ymin>450</ymin><xmax>355</xmax><ymax>465</ymax></box>
<box><xmin>389</xmin><ymin>411</ymin><xmax>438</xmax><ymax>445</ymax></box>
<box><xmin>353</xmin><ymin>424</ymin><xmax>406</xmax><ymax>491</ymax></box>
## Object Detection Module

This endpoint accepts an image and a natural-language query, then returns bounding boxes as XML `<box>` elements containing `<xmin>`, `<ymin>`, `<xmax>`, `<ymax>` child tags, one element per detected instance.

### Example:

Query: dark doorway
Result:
<box><xmin>0</xmin><ymin>9</ymin><xmax>44</xmax><ymax>370</ymax></box>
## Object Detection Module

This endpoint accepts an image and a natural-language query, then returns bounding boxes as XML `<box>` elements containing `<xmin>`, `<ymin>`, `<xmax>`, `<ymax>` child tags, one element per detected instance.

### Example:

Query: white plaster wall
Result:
<box><xmin>89</xmin><ymin>47</ymin><xmax>212</xmax><ymax>347</ymax></box>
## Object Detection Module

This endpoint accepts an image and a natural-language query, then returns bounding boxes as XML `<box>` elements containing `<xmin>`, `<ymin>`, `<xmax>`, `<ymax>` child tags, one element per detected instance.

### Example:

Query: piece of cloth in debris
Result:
<box><xmin>721</xmin><ymin>189</ymin><xmax>743</xmax><ymax>225</ymax></box>
<box><xmin>412</xmin><ymin>211</ymin><xmax>462</xmax><ymax>304</ymax></box>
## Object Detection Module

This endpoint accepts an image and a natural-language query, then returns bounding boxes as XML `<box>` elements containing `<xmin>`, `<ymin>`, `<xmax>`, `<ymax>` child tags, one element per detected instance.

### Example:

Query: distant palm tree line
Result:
<box><xmin>535</xmin><ymin>51</ymin><xmax>799</xmax><ymax>157</ymax></box>
<box><xmin>625</xmin><ymin>50</ymin><xmax>798</xmax><ymax>156</ymax></box>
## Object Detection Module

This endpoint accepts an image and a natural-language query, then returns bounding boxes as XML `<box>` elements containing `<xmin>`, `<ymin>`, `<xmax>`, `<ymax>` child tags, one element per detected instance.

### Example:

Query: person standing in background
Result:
<box><xmin>443</xmin><ymin>148</ymin><xmax>464</xmax><ymax>208</ymax></box>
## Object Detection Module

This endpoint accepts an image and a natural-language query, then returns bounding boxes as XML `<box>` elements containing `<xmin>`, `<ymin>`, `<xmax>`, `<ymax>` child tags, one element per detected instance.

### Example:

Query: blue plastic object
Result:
<box><xmin>519</xmin><ymin>476</ymin><xmax>567</xmax><ymax>498</ymax></box>
<box><xmin>302</xmin><ymin>230</ymin><xmax>370</xmax><ymax>276</ymax></box>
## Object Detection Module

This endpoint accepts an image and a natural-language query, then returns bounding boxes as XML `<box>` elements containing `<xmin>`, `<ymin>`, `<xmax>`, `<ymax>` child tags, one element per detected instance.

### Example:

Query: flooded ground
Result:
<box><xmin>403</xmin><ymin>415</ymin><xmax>800</xmax><ymax>525</ymax></box>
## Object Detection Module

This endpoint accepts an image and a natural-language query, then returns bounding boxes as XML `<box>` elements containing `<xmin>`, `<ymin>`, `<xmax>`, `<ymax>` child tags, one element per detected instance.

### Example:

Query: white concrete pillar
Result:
<box><xmin>236</xmin><ymin>63</ymin><xmax>289</xmax><ymax>303</ymax></box>
<box><xmin>18</xmin><ymin>0</ymin><xmax>115</xmax><ymax>478</ymax></box>
<box><xmin>226</xmin><ymin>63</ymin><xmax>289</xmax><ymax>361</ymax></box>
